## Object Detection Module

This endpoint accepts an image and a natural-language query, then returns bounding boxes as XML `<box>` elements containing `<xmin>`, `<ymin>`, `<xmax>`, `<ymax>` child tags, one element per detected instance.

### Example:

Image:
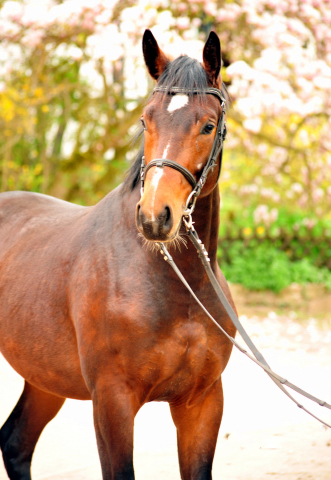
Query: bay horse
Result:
<box><xmin>0</xmin><ymin>30</ymin><xmax>236</xmax><ymax>480</ymax></box>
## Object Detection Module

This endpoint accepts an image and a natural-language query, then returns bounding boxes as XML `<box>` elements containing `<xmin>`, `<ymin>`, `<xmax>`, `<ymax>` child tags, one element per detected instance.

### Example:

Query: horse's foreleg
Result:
<box><xmin>92</xmin><ymin>383</ymin><xmax>139</xmax><ymax>480</ymax></box>
<box><xmin>170</xmin><ymin>378</ymin><xmax>224</xmax><ymax>480</ymax></box>
<box><xmin>0</xmin><ymin>381</ymin><xmax>65</xmax><ymax>480</ymax></box>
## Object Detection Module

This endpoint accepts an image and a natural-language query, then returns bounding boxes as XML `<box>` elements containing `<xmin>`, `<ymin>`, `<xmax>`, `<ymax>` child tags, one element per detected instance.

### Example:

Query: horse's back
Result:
<box><xmin>0</xmin><ymin>190</ymin><xmax>85</xmax><ymax>226</ymax></box>
<box><xmin>0</xmin><ymin>191</ymin><xmax>87</xmax><ymax>252</ymax></box>
<box><xmin>0</xmin><ymin>190</ymin><xmax>84</xmax><ymax>213</ymax></box>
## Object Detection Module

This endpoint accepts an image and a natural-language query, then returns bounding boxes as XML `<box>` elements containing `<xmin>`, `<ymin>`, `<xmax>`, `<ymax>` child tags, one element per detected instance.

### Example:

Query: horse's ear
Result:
<box><xmin>203</xmin><ymin>31</ymin><xmax>222</xmax><ymax>87</ymax></box>
<box><xmin>143</xmin><ymin>29</ymin><xmax>170</xmax><ymax>80</ymax></box>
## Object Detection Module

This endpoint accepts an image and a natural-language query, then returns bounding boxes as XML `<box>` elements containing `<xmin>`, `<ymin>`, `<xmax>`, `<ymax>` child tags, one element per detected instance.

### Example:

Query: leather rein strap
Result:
<box><xmin>159</xmin><ymin>231</ymin><xmax>331</xmax><ymax>429</ymax></box>
<box><xmin>139</xmin><ymin>84</ymin><xmax>331</xmax><ymax>428</ymax></box>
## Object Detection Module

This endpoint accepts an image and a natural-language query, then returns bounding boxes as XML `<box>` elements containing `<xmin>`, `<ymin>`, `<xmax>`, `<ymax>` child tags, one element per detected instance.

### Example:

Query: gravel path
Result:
<box><xmin>0</xmin><ymin>311</ymin><xmax>330</xmax><ymax>479</ymax></box>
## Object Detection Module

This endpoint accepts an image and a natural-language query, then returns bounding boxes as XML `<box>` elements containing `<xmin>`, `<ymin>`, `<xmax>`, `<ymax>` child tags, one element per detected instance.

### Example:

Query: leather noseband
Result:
<box><xmin>144</xmin><ymin>158</ymin><xmax>197</xmax><ymax>189</ymax></box>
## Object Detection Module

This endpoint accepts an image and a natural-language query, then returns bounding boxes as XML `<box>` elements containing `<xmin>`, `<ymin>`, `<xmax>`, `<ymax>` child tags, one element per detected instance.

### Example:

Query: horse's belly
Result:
<box><xmin>0</xmin><ymin>321</ymin><xmax>91</xmax><ymax>399</ymax></box>
<box><xmin>0</xmin><ymin>251</ymin><xmax>91</xmax><ymax>400</ymax></box>
<box><xmin>0</xmin><ymin>329</ymin><xmax>90</xmax><ymax>400</ymax></box>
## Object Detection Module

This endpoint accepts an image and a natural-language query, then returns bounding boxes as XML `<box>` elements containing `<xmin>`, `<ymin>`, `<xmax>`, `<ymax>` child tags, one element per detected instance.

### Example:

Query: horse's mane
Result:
<box><xmin>122</xmin><ymin>55</ymin><xmax>229</xmax><ymax>193</ymax></box>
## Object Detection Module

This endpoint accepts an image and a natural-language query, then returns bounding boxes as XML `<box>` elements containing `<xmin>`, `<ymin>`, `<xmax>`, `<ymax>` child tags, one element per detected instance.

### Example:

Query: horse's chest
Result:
<box><xmin>78</xmin><ymin>280</ymin><xmax>232</xmax><ymax>402</ymax></box>
<box><xmin>130</xmin><ymin>319</ymin><xmax>224</xmax><ymax>402</ymax></box>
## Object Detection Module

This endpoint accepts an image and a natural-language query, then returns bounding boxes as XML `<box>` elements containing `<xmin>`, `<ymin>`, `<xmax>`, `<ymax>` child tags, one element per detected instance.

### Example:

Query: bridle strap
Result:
<box><xmin>140</xmin><ymin>85</ymin><xmax>227</xmax><ymax>208</ymax></box>
<box><xmin>144</xmin><ymin>158</ymin><xmax>197</xmax><ymax>189</ymax></box>
<box><xmin>157</xmin><ymin>233</ymin><xmax>331</xmax><ymax>429</ymax></box>
<box><xmin>138</xmin><ymin>85</ymin><xmax>331</xmax><ymax>428</ymax></box>
<box><xmin>153</xmin><ymin>85</ymin><xmax>225</xmax><ymax>103</ymax></box>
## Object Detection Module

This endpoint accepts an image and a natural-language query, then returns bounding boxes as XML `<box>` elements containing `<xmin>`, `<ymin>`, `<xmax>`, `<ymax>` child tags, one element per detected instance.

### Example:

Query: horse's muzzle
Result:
<box><xmin>136</xmin><ymin>203</ymin><xmax>173</xmax><ymax>241</ymax></box>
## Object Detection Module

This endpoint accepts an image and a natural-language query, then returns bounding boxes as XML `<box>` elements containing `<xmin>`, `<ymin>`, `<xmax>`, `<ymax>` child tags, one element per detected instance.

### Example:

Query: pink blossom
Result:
<box><xmin>292</xmin><ymin>183</ymin><xmax>304</xmax><ymax>194</ymax></box>
<box><xmin>205</xmin><ymin>2</ymin><xmax>217</xmax><ymax>17</ymax></box>
<box><xmin>298</xmin><ymin>194</ymin><xmax>309</xmax><ymax>208</ymax></box>
<box><xmin>176</xmin><ymin>17</ymin><xmax>190</xmax><ymax>30</ymax></box>
<box><xmin>312</xmin><ymin>187</ymin><xmax>324</xmax><ymax>202</ymax></box>
<box><xmin>23</xmin><ymin>29</ymin><xmax>43</xmax><ymax>48</ymax></box>
<box><xmin>303</xmin><ymin>218</ymin><xmax>317</xmax><ymax>229</ymax></box>
<box><xmin>177</xmin><ymin>3</ymin><xmax>188</xmax><ymax>13</ymax></box>
<box><xmin>243</xmin><ymin>117</ymin><xmax>262</xmax><ymax>133</ymax></box>
<box><xmin>254</xmin><ymin>205</ymin><xmax>278</xmax><ymax>226</ymax></box>
<box><xmin>240</xmin><ymin>184</ymin><xmax>259</xmax><ymax>195</ymax></box>
<box><xmin>217</xmin><ymin>9</ymin><xmax>240</xmax><ymax>23</ymax></box>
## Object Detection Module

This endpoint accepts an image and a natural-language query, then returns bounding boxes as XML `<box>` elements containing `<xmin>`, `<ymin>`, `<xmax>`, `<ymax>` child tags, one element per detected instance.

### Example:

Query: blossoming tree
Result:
<box><xmin>216</xmin><ymin>0</ymin><xmax>331</xmax><ymax>224</ymax></box>
<box><xmin>0</xmin><ymin>0</ymin><xmax>330</xmax><ymax>219</ymax></box>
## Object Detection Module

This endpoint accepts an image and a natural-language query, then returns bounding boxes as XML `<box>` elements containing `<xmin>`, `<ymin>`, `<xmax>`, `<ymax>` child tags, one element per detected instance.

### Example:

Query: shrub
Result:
<box><xmin>218</xmin><ymin>242</ymin><xmax>331</xmax><ymax>293</ymax></box>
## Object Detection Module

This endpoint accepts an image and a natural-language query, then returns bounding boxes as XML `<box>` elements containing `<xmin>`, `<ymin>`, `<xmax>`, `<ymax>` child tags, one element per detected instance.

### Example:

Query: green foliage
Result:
<box><xmin>218</xmin><ymin>242</ymin><xmax>331</xmax><ymax>293</ymax></box>
<box><xmin>218</xmin><ymin>206</ymin><xmax>331</xmax><ymax>292</ymax></box>
<box><xmin>219</xmin><ymin>243</ymin><xmax>290</xmax><ymax>293</ymax></box>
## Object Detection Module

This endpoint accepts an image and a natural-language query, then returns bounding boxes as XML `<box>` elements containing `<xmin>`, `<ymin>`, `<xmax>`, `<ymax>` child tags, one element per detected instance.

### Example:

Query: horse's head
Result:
<box><xmin>136</xmin><ymin>29</ymin><xmax>225</xmax><ymax>243</ymax></box>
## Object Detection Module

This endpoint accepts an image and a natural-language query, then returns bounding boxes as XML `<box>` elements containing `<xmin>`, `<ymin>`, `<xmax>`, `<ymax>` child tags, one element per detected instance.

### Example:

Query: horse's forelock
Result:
<box><xmin>158</xmin><ymin>56</ymin><xmax>209</xmax><ymax>94</ymax></box>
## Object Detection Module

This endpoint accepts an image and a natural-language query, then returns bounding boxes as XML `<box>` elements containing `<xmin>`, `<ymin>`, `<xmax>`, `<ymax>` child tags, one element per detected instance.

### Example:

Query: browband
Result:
<box><xmin>153</xmin><ymin>85</ymin><xmax>226</xmax><ymax>105</ymax></box>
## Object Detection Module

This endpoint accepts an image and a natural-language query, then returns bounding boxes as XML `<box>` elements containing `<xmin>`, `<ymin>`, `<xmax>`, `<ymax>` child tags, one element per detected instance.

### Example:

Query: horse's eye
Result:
<box><xmin>141</xmin><ymin>118</ymin><xmax>147</xmax><ymax>131</ymax></box>
<box><xmin>202</xmin><ymin>124</ymin><xmax>215</xmax><ymax>135</ymax></box>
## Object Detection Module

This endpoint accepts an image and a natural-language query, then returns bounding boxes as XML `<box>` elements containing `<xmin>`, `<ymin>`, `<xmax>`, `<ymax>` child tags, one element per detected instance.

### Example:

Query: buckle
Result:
<box><xmin>222</xmin><ymin>123</ymin><xmax>227</xmax><ymax>141</ymax></box>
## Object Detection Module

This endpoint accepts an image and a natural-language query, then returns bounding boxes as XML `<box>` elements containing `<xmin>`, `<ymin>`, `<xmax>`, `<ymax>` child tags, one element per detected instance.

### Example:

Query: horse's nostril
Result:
<box><xmin>160</xmin><ymin>205</ymin><xmax>172</xmax><ymax>235</ymax></box>
<box><xmin>136</xmin><ymin>203</ymin><xmax>144</xmax><ymax>228</ymax></box>
<box><xmin>164</xmin><ymin>206</ymin><xmax>171</xmax><ymax>226</ymax></box>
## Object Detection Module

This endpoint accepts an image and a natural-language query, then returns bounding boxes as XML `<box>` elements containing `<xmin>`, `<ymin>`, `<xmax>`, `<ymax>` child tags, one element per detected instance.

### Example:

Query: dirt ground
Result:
<box><xmin>0</xmin><ymin>284</ymin><xmax>331</xmax><ymax>479</ymax></box>
<box><xmin>231</xmin><ymin>282</ymin><xmax>331</xmax><ymax>321</ymax></box>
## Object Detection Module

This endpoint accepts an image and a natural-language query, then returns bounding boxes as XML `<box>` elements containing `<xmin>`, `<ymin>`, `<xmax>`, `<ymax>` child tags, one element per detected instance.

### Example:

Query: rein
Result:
<box><xmin>159</xmin><ymin>231</ymin><xmax>331</xmax><ymax>429</ymax></box>
<box><xmin>140</xmin><ymin>85</ymin><xmax>331</xmax><ymax>428</ymax></box>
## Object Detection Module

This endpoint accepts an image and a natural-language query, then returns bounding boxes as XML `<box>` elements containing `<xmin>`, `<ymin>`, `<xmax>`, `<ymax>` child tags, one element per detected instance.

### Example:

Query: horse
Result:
<box><xmin>0</xmin><ymin>29</ymin><xmax>236</xmax><ymax>480</ymax></box>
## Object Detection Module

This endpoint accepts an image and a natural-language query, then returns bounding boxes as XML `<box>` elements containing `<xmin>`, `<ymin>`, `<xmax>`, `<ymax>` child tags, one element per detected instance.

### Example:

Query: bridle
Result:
<box><xmin>139</xmin><ymin>85</ymin><xmax>331</xmax><ymax>428</ymax></box>
<box><xmin>140</xmin><ymin>85</ymin><xmax>227</xmax><ymax>222</ymax></box>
